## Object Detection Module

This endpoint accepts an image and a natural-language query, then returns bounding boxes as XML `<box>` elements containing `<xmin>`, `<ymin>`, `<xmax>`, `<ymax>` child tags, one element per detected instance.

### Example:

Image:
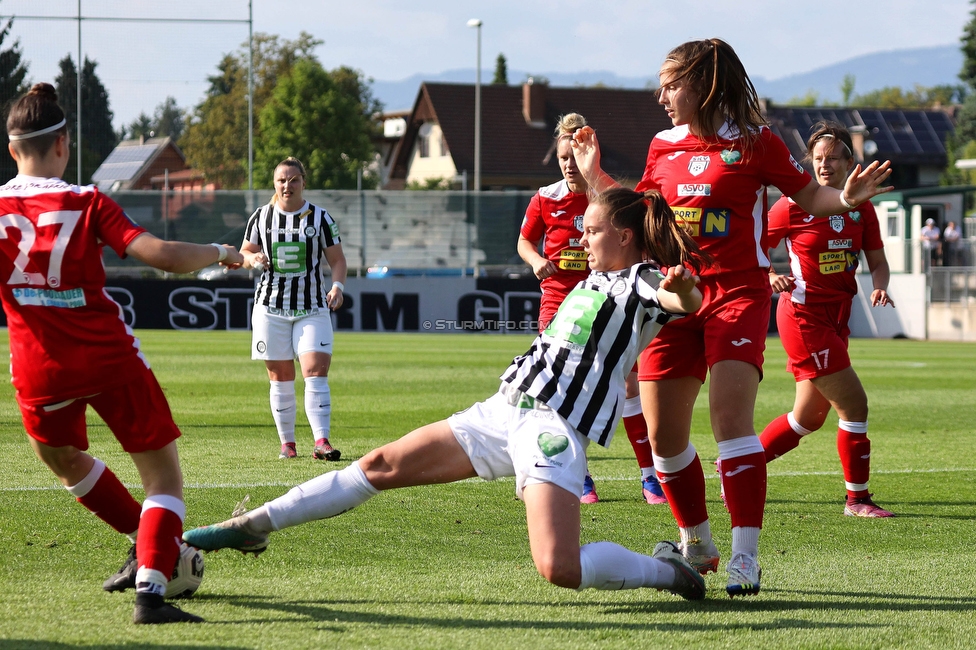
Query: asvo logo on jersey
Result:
<box><xmin>677</xmin><ymin>184</ymin><xmax>711</xmax><ymax>196</ymax></box>
<box><xmin>544</xmin><ymin>289</ymin><xmax>607</xmax><ymax>347</ymax></box>
<box><xmin>270</xmin><ymin>241</ymin><xmax>307</xmax><ymax>273</ymax></box>
<box><xmin>671</xmin><ymin>206</ymin><xmax>731</xmax><ymax>237</ymax></box>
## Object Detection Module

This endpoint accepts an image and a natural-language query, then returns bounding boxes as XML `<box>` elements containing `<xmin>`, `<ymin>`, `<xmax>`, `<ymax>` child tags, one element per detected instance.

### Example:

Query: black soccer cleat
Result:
<box><xmin>103</xmin><ymin>544</ymin><xmax>137</xmax><ymax>593</ymax></box>
<box><xmin>133</xmin><ymin>594</ymin><xmax>204</xmax><ymax>624</ymax></box>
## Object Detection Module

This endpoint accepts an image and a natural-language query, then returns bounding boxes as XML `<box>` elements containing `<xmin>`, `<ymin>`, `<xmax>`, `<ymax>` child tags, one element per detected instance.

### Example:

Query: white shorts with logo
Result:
<box><xmin>447</xmin><ymin>385</ymin><xmax>589</xmax><ymax>500</ymax></box>
<box><xmin>251</xmin><ymin>304</ymin><xmax>334</xmax><ymax>360</ymax></box>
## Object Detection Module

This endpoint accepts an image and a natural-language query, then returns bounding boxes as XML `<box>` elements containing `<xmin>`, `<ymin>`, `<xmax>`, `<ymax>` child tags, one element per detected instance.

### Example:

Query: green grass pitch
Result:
<box><xmin>0</xmin><ymin>330</ymin><xmax>974</xmax><ymax>649</ymax></box>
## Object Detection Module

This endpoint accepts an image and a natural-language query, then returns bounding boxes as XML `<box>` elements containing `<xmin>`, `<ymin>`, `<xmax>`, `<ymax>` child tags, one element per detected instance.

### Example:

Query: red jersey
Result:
<box><xmin>521</xmin><ymin>179</ymin><xmax>590</xmax><ymax>300</ymax></box>
<box><xmin>636</xmin><ymin>123</ymin><xmax>812</xmax><ymax>276</ymax></box>
<box><xmin>768</xmin><ymin>196</ymin><xmax>883</xmax><ymax>304</ymax></box>
<box><xmin>0</xmin><ymin>175</ymin><xmax>147</xmax><ymax>405</ymax></box>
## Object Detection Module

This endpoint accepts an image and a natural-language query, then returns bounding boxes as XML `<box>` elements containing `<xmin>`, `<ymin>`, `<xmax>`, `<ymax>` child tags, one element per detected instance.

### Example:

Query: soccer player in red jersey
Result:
<box><xmin>762</xmin><ymin>121</ymin><xmax>895</xmax><ymax>518</ymax></box>
<box><xmin>0</xmin><ymin>84</ymin><xmax>243</xmax><ymax>624</ymax></box>
<box><xmin>572</xmin><ymin>39</ymin><xmax>894</xmax><ymax>597</ymax></box>
<box><xmin>518</xmin><ymin>113</ymin><xmax>666</xmax><ymax>506</ymax></box>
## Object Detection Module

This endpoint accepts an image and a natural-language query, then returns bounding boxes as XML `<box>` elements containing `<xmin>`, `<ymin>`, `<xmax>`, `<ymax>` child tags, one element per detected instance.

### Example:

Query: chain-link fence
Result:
<box><xmin>103</xmin><ymin>189</ymin><xmax>536</xmax><ymax>277</ymax></box>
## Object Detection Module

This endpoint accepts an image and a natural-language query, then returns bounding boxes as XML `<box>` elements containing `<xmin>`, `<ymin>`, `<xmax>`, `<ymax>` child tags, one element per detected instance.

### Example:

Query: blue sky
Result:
<box><xmin>1</xmin><ymin>0</ymin><xmax>971</xmax><ymax>128</ymax></box>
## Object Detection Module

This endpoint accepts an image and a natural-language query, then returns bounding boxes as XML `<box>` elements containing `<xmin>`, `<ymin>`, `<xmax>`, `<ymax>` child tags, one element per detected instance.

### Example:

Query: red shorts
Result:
<box><xmin>776</xmin><ymin>297</ymin><xmax>852</xmax><ymax>381</ymax></box>
<box><xmin>18</xmin><ymin>361</ymin><xmax>182</xmax><ymax>453</ymax></box>
<box><xmin>638</xmin><ymin>269</ymin><xmax>771</xmax><ymax>383</ymax></box>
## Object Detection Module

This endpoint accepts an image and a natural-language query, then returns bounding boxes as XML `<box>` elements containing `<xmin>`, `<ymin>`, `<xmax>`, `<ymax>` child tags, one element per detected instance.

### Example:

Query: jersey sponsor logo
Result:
<box><xmin>688</xmin><ymin>155</ymin><xmax>710</xmax><ymax>176</ymax></box>
<box><xmin>828</xmin><ymin>239</ymin><xmax>853</xmax><ymax>249</ymax></box>
<box><xmin>829</xmin><ymin>215</ymin><xmax>845</xmax><ymax>233</ymax></box>
<box><xmin>568</xmin><ymin>238</ymin><xmax>581</xmax><ymax>247</ymax></box>
<box><xmin>677</xmin><ymin>183</ymin><xmax>711</xmax><ymax>196</ymax></box>
<box><xmin>329</xmin><ymin>222</ymin><xmax>339</xmax><ymax>238</ymax></box>
<box><xmin>789</xmin><ymin>155</ymin><xmax>804</xmax><ymax>174</ymax></box>
<box><xmin>537</xmin><ymin>432</ymin><xmax>570</xmax><ymax>457</ymax></box>
<box><xmin>845</xmin><ymin>251</ymin><xmax>860</xmax><ymax>272</ymax></box>
<box><xmin>671</xmin><ymin>206</ymin><xmax>730</xmax><ymax>237</ymax></box>
<box><xmin>544</xmin><ymin>288</ymin><xmax>606</xmax><ymax>347</ymax></box>
<box><xmin>573</xmin><ymin>214</ymin><xmax>584</xmax><ymax>231</ymax></box>
<box><xmin>557</xmin><ymin>248</ymin><xmax>587</xmax><ymax>271</ymax></box>
<box><xmin>551</xmin><ymin>210</ymin><xmax>567</xmax><ymax>217</ymax></box>
<box><xmin>720</xmin><ymin>149</ymin><xmax>742</xmax><ymax>164</ymax></box>
<box><xmin>269</xmin><ymin>241</ymin><xmax>308</xmax><ymax>273</ymax></box>
<box><xmin>849</xmin><ymin>210</ymin><xmax>861</xmax><ymax>223</ymax></box>
<box><xmin>667</xmin><ymin>150</ymin><xmax>686</xmax><ymax>160</ymax></box>
<box><xmin>818</xmin><ymin>250</ymin><xmax>847</xmax><ymax>274</ymax></box>
<box><xmin>11</xmin><ymin>286</ymin><xmax>86</xmax><ymax>308</ymax></box>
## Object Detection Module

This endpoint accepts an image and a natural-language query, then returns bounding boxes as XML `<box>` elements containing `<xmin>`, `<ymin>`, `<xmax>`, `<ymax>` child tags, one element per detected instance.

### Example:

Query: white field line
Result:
<box><xmin>1</xmin><ymin>467</ymin><xmax>973</xmax><ymax>492</ymax></box>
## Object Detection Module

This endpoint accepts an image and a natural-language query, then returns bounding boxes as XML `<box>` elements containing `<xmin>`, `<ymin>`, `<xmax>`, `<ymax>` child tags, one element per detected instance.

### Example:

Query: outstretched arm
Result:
<box><xmin>790</xmin><ymin>160</ymin><xmax>894</xmax><ymax>217</ymax></box>
<box><xmin>126</xmin><ymin>233</ymin><xmax>243</xmax><ymax>274</ymax></box>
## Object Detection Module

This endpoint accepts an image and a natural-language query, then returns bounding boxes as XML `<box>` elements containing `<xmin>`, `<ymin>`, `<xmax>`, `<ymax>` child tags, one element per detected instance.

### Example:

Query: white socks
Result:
<box><xmin>265</xmin><ymin>462</ymin><xmax>379</xmax><ymax>531</ymax></box>
<box><xmin>304</xmin><ymin>376</ymin><xmax>331</xmax><ymax>441</ymax></box>
<box><xmin>270</xmin><ymin>380</ymin><xmax>296</xmax><ymax>444</ymax></box>
<box><xmin>578</xmin><ymin>541</ymin><xmax>673</xmax><ymax>590</ymax></box>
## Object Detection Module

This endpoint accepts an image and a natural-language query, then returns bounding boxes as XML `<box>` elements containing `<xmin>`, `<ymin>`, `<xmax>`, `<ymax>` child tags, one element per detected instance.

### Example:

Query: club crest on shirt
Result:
<box><xmin>720</xmin><ymin>149</ymin><xmax>741</xmax><ymax>164</ymax></box>
<box><xmin>304</xmin><ymin>226</ymin><xmax>316</xmax><ymax>237</ymax></box>
<box><xmin>688</xmin><ymin>155</ymin><xmax>709</xmax><ymax>176</ymax></box>
<box><xmin>609</xmin><ymin>278</ymin><xmax>628</xmax><ymax>297</ymax></box>
<box><xmin>829</xmin><ymin>215</ymin><xmax>845</xmax><ymax>233</ymax></box>
<box><xmin>574</xmin><ymin>214</ymin><xmax>584</xmax><ymax>231</ymax></box>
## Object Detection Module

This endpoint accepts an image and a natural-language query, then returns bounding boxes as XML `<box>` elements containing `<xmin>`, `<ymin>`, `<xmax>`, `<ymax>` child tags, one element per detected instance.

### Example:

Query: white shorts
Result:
<box><xmin>251</xmin><ymin>304</ymin><xmax>334</xmax><ymax>360</ymax></box>
<box><xmin>447</xmin><ymin>386</ymin><xmax>589</xmax><ymax>500</ymax></box>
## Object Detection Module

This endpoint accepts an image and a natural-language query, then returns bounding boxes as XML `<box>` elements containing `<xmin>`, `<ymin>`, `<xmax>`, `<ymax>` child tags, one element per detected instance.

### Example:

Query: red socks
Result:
<box><xmin>623</xmin><ymin>413</ymin><xmax>654</xmax><ymax>470</ymax></box>
<box><xmin>655</xmin><ymin>450</ymin><xmax>708</xmax><ymax>528</ymax></box>
<box><xmin>758</xmin><ymin>413</ymin><xmax>804</xmax><ymax>463</ymax></box>
<box><xmin>837</xmin><ymin>421</ymin><xmax>871</xmax><ymax>499</ymax></box>
<box><xmin>69</xmin><ymin>459</ymin><xmax>141</xmax><ymax>536</ymax></box>
<box><xmin>136</xmin><ymin>497</ymin><xmax>185</xmax><ymax>584</ymax></box>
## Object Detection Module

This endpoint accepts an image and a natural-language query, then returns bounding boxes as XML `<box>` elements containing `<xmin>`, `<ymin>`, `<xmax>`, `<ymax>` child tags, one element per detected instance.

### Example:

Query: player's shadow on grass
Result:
<box><xmin>200</xmin><ymin>593</ymin><xmax>913</xmax><ymax>632</ymax></box>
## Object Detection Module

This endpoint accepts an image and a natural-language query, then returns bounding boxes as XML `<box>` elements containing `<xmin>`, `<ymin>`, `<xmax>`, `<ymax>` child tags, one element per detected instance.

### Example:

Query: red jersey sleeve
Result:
<box><xmin>635</xmin><ymin>145</ymin><xmax>662</xmax><ymax>194</ymax></box>
<box><xmin>859</xmin><ymin>201</ymin><xmax>883</xmax><ymax>251</ymax></box>
<box><xmin>91</xmin><ymin>190</ymin><xmax>146</xmax><ymax>257</ymax></box>
<box><xmin>757</xmin><ymin>130</ymin><xmax>812</xmax><ymax>198</ymax></box>
<box><xmin>521</xmin><ymin>192</ymin><xmax>546</xmax><ymax>242</ymax></box>
<box><xmin>767</xmin><ymin>197</ymin><xmax>792</xmax><ymax>250</ymax></box>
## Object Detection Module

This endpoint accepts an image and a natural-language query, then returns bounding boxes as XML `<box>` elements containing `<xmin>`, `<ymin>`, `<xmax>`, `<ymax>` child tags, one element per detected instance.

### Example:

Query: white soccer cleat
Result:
<box><xmin>725</xmin><ymin>552</ymin><xmax>762</xmax><ymax>598</ymax></box>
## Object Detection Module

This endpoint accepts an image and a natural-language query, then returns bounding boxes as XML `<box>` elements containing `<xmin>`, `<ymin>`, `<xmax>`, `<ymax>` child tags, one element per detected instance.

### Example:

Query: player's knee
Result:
<box><xmin>534</xmin><ymin>553</ymin><xmax>581</xmax><ymax>589</ymax></box>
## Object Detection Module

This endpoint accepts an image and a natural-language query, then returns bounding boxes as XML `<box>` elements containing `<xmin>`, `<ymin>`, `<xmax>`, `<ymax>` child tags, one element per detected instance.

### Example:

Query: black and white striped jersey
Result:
<box><xmin>500</xmin><ymin>263</ymin><xmax>675</xmax><ymax>447</ymax></box>
<box><xmin>243</xmin><ymin>200</ymin><xmax>341</xmax><ymax>311</ymax></box>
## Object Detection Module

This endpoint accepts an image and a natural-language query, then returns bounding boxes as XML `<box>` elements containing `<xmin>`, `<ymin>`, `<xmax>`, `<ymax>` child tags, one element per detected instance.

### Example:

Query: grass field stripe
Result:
<box><xmin>1</xmin><ymin>467</ymin><xmax>974</xmax><ymax>492</ymax></box>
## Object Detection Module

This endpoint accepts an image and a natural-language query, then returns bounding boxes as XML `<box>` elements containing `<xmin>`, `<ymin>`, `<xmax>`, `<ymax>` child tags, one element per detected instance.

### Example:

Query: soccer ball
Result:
<box><xmin>166</xmin><ymin>542</ymin><xmax>204</xmax><ymax>599</ymax></box>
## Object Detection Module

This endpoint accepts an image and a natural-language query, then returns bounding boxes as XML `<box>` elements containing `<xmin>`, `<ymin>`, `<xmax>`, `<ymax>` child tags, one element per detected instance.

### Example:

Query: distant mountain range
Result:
<box><xmin>371</xmin><ymin>44</ymin><xmax>964</xmax><ymax>112</ymax></box>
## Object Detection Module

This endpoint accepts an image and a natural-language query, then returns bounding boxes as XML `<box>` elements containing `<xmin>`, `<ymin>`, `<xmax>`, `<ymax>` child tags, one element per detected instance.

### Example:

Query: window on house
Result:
<box><xmin>418</xmin><ymin>123</ymin><xmax>432</xmax><ymax>158</ymax></box>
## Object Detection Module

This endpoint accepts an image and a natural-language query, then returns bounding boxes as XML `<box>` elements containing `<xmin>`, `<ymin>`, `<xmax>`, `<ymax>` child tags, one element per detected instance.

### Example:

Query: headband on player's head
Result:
<box><xmin>8</xmin><ymin>118</ymin><xmax>67</xmax><ymax>141</ymax></box>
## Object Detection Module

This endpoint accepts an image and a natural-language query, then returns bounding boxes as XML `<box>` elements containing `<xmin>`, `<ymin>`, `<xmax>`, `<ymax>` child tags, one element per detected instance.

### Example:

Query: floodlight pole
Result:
<box><xmin>77</xmin><ymin>0</ymin><xmax>82</xmax><ymax>184</ymax></box>
<box><xmin>467</xmin><ymin>18</ymin><xmax>482</xmax><ymax>193</ymax></box>
<box><xmin>247</xmin><ymin>0</ymin><xmax>253</xmax><ymax>190</ymax></box>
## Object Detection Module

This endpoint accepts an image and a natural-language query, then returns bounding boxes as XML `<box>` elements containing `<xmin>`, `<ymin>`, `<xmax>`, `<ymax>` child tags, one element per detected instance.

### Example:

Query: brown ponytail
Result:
<box><xmin>593</xmin><ymin>187</ymin><xmax>710</xmax><ymax>274</ymax></box>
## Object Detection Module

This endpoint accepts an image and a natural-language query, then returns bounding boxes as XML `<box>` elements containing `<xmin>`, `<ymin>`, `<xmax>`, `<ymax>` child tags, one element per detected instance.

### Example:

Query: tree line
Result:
<box><xmin>0</xmin><ymin>15</ymin><xmax>380</xmax><ymax>189</ymax></box>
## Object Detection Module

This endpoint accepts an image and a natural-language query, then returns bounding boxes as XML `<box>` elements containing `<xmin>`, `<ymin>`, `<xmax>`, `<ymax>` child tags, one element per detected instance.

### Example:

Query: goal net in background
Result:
<box><xmin>1</xmin><ymin>0</ymin><xmax>250</xmax><ymax>183</ymax></box>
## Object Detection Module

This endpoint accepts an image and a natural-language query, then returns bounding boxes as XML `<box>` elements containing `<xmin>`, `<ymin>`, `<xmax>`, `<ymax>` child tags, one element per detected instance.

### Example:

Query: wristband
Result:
<box><xmin>839</xmin><ymin>192</ymin><xmax>855</xmax><ymax>210</ymax></box>
<box><xmin>211</xmin><ymin>243</ymin><xmax>227</xmax><ymax>262</ymax></box>
<box><xmin>332</xmin><ymin>281</ymin><xmax>344</xmax><ymax>292</ymax></box>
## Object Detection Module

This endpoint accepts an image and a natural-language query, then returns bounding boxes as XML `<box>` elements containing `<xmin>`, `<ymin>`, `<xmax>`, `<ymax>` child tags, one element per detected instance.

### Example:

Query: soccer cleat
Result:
<box><xmin>313</xmin><ymin>438</ymin><xmax>341</xmax><ymax>461</ymax></box>
<box><xmin>580</xmin><ymin>474</ymin><xmax>599</xmax><ymax>504</ymax></box>
<box><xmin>133</xmin><ymin>594</ymin><xmax>204</xmax><ymax>624</ymax></box>
<box><xmin>725</xmin><ymin>552</ymin><xmax>762</xmax><ymax>598</ymax></box>
<box><xmin>279</xmin><ymin>442</ymin><xmax>298</xmax><ymax>459</ymax></box>
<box><xmin>679</xmin><ymin>538</ymin><xmax>720</xmax><ymax>575</ymax></box>
<box><xmin>103</xmin><ymin>544</ymin><xmax>137</xmax><ymax>592</ymax></box>
<box><xmin>844</xmin><ymin>494</ymin><xmax>895</xmax><ymax>518</ymax></box>
<box><xmin>182</xmin><ymin>516</ymin><xmax>269</xmax><ymax>556</ymax></box>
<box><xmin>652</xmin><ymin>541</ymin><xmax>706</xmax><ymax>600</ymax></box>
<box><xmin>641</xmin><ymin>475</ymin><xmax>668</xmax><ymax>505</ymax></box>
